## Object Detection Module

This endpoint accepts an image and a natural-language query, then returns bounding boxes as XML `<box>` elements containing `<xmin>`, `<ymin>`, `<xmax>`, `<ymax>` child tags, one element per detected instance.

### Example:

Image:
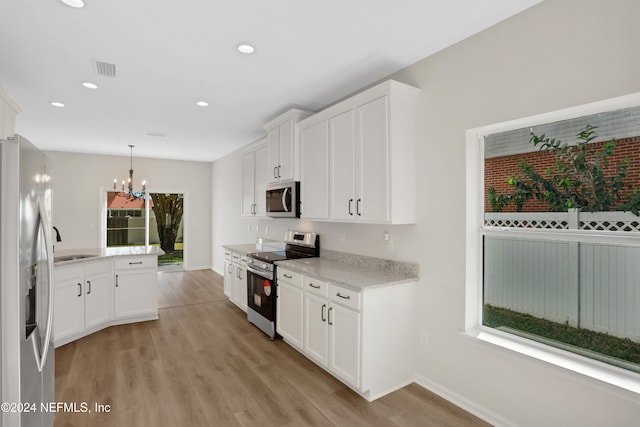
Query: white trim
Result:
<box><xmin>466</xmin><ymin>91</ymin><xmax>640</xmax><ymax>393</ymax></box>
<box><xmin>468</xmin><ymin>326</ymin><xmax>640</xmax><ymax>396</ymax></box>
<box><xmin>413</xmin><ymin>373</ymin><xmax>517</xmax><ymax>427</ymax></box>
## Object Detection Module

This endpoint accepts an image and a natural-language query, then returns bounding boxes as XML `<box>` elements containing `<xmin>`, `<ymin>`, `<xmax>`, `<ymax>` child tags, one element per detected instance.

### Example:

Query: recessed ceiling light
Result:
<box><xmin>196</xmin><ymin>101</ymin><xmax>209</xmax><ymax>107</ymax></box>
<box><xmin>61</xmin><ymin>0</ymin><xmax>85</xmax><ymax>8</ymax></box>
<box><xmin>50</xmin><ymin>101</ymin><xmax>65</xmax><ymax>108</ymax></box>
<box><xmin>82</xmin><ymin>82</ymin><xmax>98</xmax><ymax>89</ymax></box>
<box><xmin>237</xmin><ymin>43</ymin><xmax>255</xmax><ymax>54</ymax></box>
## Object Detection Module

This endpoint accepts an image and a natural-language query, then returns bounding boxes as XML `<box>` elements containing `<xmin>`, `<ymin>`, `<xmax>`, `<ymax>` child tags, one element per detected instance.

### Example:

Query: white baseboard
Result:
<box><xmin>413</xmin><ymin>373</ymin><xmax>516</xmax><ymax>427</ymax></box>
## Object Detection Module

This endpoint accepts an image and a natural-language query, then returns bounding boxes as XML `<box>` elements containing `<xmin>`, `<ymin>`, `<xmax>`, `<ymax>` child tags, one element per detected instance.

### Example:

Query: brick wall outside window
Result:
<box><xmin>484</xmin><ymin>136</ymin><xmax>640</xmax><ymax>212</ymax></box>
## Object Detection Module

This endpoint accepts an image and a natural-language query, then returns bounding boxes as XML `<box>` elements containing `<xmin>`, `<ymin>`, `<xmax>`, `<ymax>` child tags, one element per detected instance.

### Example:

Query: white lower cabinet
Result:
<box><xmin>54</xmin><ymin>255</ymin><xmax>160</xmax><ymax>347</ymax></box>
<box><xmin>54</xmin><ymin>259</ymin><xmax>113</xmax><ymax>346</ymax></box>
<box><xmin>304</xmin><ymin>278</ymin><xmax>361</xmax><ymax>389</ymax></box>
<box><xmin>224</xmin><ymin>251</ymin><xmax>248</xmax><ymax>312</ymax></box>
<box><xmin>328</xmin><ymin>302</ymin><xmax>361</xmax><ymax>387</ymax></box>
<box><xmin>276</xmin><ymin>268</ymin><xmax>304</xmax><ymax>350</ymax></box>
<box><xmin>114</xmin><ymin>256</ymin><xmax>158</xmax><ymax>319</ymax></box>
<box><xmin>223</xmin><ymin>254</ymin><xmax>233</xmax><ymax>297</ymax></box>
<box><xmin>278</xmin><ymin>267</ymin><xmax>416</xmax><ymax>401</ymax></box>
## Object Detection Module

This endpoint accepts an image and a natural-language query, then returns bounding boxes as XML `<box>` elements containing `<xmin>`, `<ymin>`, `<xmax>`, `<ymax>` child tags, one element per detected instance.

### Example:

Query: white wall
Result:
<box><xmin>46</xmin><ymin>150</ymin><xmax>212</xmax><ymax>270</ymax></box>
<box><xmin>211</xmin><ymin>1</ymin><xmax>640</xmax><ymax>425</ymax></box>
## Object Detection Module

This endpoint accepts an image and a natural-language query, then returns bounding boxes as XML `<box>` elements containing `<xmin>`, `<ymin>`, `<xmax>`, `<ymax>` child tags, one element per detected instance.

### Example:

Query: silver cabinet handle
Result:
<box><xmin>283</xmin><ymin>273</ymin><xmax>293</xmax><ymax>279</ymax></box>
<box><xmin>336</xmin><ymin>292</ymin><xmax>351</xmax><ymax>300</ymax></box>
<box><xmin>77</xmin><ymin>283</ymin><xmax>82</xmax><ymax>297</ymax></box>
<box><xmin>308</xmin><ymin>283</ymin><xmax>320</xmax><ymax>289</ymax></box>
<box><xmin>356</xmin><ymin>199</ymin><xmax>362</xmax><ymax>216</ymax></box>
<box><xmin>321</xmin><ymin>304</ymin><xmax>326</xmax><ymax>322</ymax></box>
<box><xmin>129</xmin><ymin>261</ymin><xmax>143</xmax><ymax>265</ymax></box>
<box><xmin>348</xmin><ymin>198</ymin><xmax>353</xmax><ymax>216</ymax></box>
<box><xmin>86</xmin><ymin>280</ymin><xmax>92</xmax><ymax>295</ymax></box>
<box><xmin>274</xmin><ymin>166</ymin><xmax>278</xmax><ymax>179</ymax></box>
<box><xmin>328</xmin><ymin>307</ymin><xmax>333</xmax><ymax>325</ymax></box>
<box><xmin>115</xmin><ymin>274</ymin><xmax>119</xmax><ymax>287</ymax></box>
<box><xmin>277</xmin><ymin>165</ymin><xmax>281</xmax><ymax>178</ymax></box>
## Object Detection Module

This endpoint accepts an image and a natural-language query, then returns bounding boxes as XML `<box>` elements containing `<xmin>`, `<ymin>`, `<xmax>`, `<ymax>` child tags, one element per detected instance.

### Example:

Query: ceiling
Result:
<box><xmin>0</xmin><ymin>0</ymin><xmax>541</xmax><ymax>162</ymax></box>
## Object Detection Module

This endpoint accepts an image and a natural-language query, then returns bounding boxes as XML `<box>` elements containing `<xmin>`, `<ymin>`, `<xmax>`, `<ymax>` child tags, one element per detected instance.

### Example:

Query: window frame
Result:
<box><xmin>99</xmin><ymin>187</ymin><xmax>151</xmax><ymax>248</ymax></box>
<box><xmin>465</xmin><ymin>92</ymin><xmax>640</xmax><ymax>395</ymax></box>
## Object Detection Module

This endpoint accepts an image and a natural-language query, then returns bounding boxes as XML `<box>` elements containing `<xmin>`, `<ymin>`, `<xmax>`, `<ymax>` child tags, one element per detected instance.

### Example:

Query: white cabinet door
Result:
<box><xmin>84</xmin><ymin>271</ymin><xmax>112</xmax><ymax>329</ymax></box>
<box><xmin>304</xmin><ymin>292</ymin><xmax>329</xmax><ymax>365</ymax></box>
<box><xmin>276</xmin><ymin>281</ymin><xmax>304</xmax><ymax>349</ymax></box>
<box><xmin>278</xmin><ymin>118</ymin><xmax>295</xmax><ymax>181</ymax></box>
<box><xmin>241</xmin><ymin>150</ymin><xmax>256</xmax><ymax>216</ymax></box>
<box><xmin>267</xmin><ymin>127</ymin><xmax>280</xmax><ymax>183</ymax></box>
<box><xmin>231</xmin><ymin>261</ymin><xmax>248</xmax><ymax>312</ymax></box>
<box><xmin>329</xmin><ymin>303</ymin><xmax>361</xmax><ymax>389</ymax></box>
<box><xmin>253</xmin><ymin>145</ymin><xmax>268</xmax><ymax>215</ymax></box>
<box><xmin>330</xmin><ymin>110</ymin><xmax>356</xmax><ymax>221</ymax></box>
<box><xmin>357</xmin><ymin>96</ymin><xmax>389</xmax><ymax>222</ymax></box>
<box><xmin>300</xmin><ymin>120</ymin><xmax>329</xmax><ymax>219</ymax></box>
<box><xmin>53</xmin><ymin>269</ymin><xmax>85</xmax><ymax>343</ymax></box>
<box><xmin>223</xmin><ymin>260</ymin><xmax>233</xmax><ymax>297</ymax></box>
<box><xmin>114</xmin><ymin>270</ymin><xmax>156</xmax><ymax>318</ymax></box>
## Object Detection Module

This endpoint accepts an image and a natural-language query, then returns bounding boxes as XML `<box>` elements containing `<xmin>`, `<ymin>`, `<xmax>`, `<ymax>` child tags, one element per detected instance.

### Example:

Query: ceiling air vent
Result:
<box><xmin>95</xmin><ymin>61</ymin><xmax>116</xmax><ymax>77</ymax></box>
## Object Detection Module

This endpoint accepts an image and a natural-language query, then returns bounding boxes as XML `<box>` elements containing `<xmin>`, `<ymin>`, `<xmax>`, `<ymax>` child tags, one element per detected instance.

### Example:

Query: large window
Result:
<box><xmin>467</xmin><ymin>93</ymin><xmax>640</xmax><ymax>390</ymax></box>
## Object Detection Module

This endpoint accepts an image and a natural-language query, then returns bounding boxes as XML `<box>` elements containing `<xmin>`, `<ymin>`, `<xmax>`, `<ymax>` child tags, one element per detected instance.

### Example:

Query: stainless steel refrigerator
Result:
<box><xmin>1</xmin><ymin>135</ymin><xmax>55</xmax><ymax>427</ymax></box>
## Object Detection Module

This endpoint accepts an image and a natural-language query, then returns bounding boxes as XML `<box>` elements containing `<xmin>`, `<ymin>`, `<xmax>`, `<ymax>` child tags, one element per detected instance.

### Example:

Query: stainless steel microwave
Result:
<box><xmin>266</xmin><ymin>180</ymin><xmax>300</xmax><ymax>218</ymax></box>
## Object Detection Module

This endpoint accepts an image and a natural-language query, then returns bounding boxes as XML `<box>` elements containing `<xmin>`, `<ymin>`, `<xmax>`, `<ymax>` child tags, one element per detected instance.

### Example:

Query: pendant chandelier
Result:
<box><xmin>113</xmin><ymin>145</ymin><xmax>146</xmax><ymax>197</ymax></box>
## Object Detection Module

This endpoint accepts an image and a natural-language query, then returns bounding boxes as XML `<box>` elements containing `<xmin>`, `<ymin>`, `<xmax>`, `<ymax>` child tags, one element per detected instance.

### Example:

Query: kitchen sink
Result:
<box><xmin>54</xmin><ymin>254</ymin><xmax>97</xmax><ymax>263</ymax></box>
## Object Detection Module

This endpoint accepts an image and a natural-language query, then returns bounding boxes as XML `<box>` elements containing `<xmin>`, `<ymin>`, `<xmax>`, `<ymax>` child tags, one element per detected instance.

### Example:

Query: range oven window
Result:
<box><xmin>247</xmin><ymin>269</ymin><xmax>275</xmax><ymax>321</ymax></box>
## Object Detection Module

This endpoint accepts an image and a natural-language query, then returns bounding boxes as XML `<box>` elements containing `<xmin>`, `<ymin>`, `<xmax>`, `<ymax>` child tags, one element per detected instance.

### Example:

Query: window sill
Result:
<box><xmin>466</xmin><ymin>326</ymin><xmax>640</xmax><ymax>395</ymax></box>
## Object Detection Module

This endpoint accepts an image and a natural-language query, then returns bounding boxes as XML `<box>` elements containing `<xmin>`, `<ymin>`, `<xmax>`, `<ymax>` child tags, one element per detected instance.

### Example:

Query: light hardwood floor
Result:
<box><xmin>55</xmin><ymin>269</ymin><xmax>491</xmax><ymax>427</ymax></box>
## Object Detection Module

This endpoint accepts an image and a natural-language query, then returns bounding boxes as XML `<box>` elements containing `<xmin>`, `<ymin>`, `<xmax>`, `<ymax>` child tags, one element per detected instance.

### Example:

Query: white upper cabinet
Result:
<box><xmin>0</xmin><ymin>85</ymin><xmax>20</xmax><ymax>139</ymax></box>
<box><xmin>241</xmin><ymin>141</ymin><xmax>268</xmax><ymax>216</ymax></box>
<box><xmin>264</xmin><ymin>109</ymin><xmax>313</xmax><ymax>183</ymax></box>
<box><xmin>300</xmin><ymin>120</ymin><xmax>329</xmax><ymax>219</ymax></box>
<box><xmin>329</xmin><ymin>110</ymin><xmax>356</xmax><ymax>221</ymax></box>
<box><xmin>299</xmin><ymin>80</ymin><xmax>420</xmax><ymax>224</ymax></box>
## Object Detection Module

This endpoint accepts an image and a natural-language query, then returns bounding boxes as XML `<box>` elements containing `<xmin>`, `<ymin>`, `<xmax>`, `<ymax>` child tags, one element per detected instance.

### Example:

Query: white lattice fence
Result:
<box><xmin>484</xmin><ymin>210</ymin><xmax>640</xmax><ymax>341</ymax></box>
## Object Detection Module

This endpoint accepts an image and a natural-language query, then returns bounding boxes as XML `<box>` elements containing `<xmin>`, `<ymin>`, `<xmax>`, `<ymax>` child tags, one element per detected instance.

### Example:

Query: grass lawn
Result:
<box><xmin>484</xmin><ymin>305</ymin><xmax>640</xmax><ymax>370</ymax></box>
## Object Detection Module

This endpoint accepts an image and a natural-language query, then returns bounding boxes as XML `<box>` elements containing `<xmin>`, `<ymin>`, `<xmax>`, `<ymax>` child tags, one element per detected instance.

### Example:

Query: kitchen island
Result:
<box><xmin>53</xmin><ymin>246</ymin><xmax>164</xmax><ymax>347</ymax></box>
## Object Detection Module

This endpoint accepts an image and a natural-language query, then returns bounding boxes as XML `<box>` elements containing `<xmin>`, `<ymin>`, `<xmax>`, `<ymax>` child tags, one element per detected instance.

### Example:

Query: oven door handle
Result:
<box><xmin>247</xmin><ymin>264</ymin><xmax>273</xmax><ymax>280</ymax></box>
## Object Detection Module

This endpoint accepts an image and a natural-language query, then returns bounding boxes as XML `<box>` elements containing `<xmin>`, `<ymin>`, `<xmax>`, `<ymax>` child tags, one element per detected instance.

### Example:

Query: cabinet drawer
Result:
<box><xmin>277</xmin><ymin>268</ymin><xmax>303</xmax><ymax>288</ymax></box>
<box><xmin>230</xmin><ymin>252</ymin><xmax>241</xmax><ymax>263</ymax></box>
<box><xmin>114</xmin><ymin>256</ymin><xmax>156</xmax><ymax>270</ymax></box>
<box><xmin>84</xmin><ymin>259</ymin><xmax>112</xmax><ymax>276</ymax></box>
<box><xmin>224</xmin><ymin>250</ymin><xmax>232</xmax><ymax>261</ymax></box>
<box><xmin>304</xmin><ymin>276</ymin><xmax>328</xmax><ymax>298</ymax></box>
<box><xmin>240</xmin><ymin>255</ymin><xmax>250</xmax><ymax>265</ymax></box>
<box><xmin>329</xmin><ymin>285</ymin><xmax>361</xmax><ymax>311</ymax></box>
<box><xmin>54</xmin><ymin>265</ymin><xmax>83</xmax><ymax>282</ymax></box>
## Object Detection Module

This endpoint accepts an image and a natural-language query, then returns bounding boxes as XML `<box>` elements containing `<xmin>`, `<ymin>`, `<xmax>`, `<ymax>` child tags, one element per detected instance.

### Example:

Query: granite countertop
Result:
<box><xmin>222</xmin><ymin>244</ymin><xmax>259</xmax><ymax>255</ymax></box>
<box><xmin>276</xmin><ymin>251</ymin><xmax>419</xmax><ymax>292</ymax></box>
<box><xmin>54</xmin><ymin>246</ymin><xmax>165</xmax><ymax>266</ymax></box>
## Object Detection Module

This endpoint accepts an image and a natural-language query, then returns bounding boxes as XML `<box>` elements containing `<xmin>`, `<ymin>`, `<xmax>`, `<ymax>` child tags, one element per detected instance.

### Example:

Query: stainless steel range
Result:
<box><xmin>246</xmin><ymin>230</ymin><xmax>319</xmax><ymax>339</ymax></box>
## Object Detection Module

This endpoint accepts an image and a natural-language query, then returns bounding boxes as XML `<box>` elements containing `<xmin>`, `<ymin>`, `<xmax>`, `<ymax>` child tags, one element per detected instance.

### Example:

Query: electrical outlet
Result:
<box><xmin>384</xmin><ymin>233</ymin><xmax>394</xmax><ymax>250</ymax></box>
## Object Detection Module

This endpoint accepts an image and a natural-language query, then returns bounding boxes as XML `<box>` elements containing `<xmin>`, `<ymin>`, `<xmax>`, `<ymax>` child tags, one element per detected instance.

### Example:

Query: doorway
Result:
<box><xmin>150</xmin><ymin>193</ymin><xmax>184</xmax><ymax>271</ymax></box>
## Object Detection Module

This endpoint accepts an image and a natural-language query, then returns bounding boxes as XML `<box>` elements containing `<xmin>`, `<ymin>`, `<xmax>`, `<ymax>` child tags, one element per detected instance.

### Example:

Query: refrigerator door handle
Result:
<box><xmin>32</xmin><ymin>201</ymin><xmax>55</xmax><ymax>373</ymax></box>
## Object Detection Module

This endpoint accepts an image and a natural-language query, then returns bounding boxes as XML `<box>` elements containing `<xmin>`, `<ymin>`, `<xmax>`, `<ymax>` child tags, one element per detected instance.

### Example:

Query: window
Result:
<box><xmin>105</xmin><ymin>191</ymin><xmax>150</xmax><ymax>247</ymax></box>
<box><xmin>466</xmin><ymin>93</ymin><xmax>640</xmax><ymax>391</ymax></box>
